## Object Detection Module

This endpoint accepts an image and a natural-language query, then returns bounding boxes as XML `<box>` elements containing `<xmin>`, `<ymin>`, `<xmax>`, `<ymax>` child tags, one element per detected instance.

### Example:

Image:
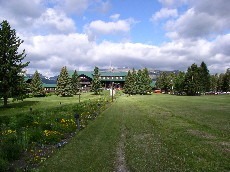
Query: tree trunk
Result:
<box><xmin>3</xmin><ymin>96</ymin><xmax>8</xmax><ymax>107</ymax></box>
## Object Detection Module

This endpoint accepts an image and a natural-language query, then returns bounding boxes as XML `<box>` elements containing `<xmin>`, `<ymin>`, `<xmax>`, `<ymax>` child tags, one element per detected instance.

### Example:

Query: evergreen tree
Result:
<box><xmin>130</xmin><ymin>68</ymin><xmax>138</xmax><ymax>94</ymax></box>
<box><xmin>0</xmin><ymin>20</ymin><xmax>29</xmax><ymax>106</ymax></box>
<box><xmin>222</xmin><ymin>69</ymin><xmax>230</xmax><ymax>92</ymax></box>
<box><xmin>184</xmin><ymin>63</ymin><xmax>201</xmax><ymax>96</ymax></box>
<box><xmin>30</xmin><ymin>70</ymin><xmax>44</xmax><ymax>96</ymax></box>
<box><xmin>91</xmin><ymin>66</ymin><xmax>102</xmax><ymax>95</ymax></box>
<box><xmin>136</xmin><ymin>69</ymin><xmax>143</xmax><ymax>94</ymax></box>
<box><xmin>156</xmin><ymin>72</ymin><xmax>171</xmax><ymax>93</ymax></box>
<box><xmin>210</xmin><ymin>74</ymin><xmax>218</xmax><ymax>92</ymax></box>
<box><xmin>56</xmin><ymin>66</ymin><xmax>73</xmax><ymax>96</ymax></box>
<box><xmin>199</xmin><ymin>61</ymin><xmax>210</xmax><ymax>93</ymax></box>
<box><xmin>140</xmin><ymin>68</ymin><xmax>152</xmax><ymax>94</ymax></box>
<box><xmin>174</xmin><ymin>71</ymin><xmax>185</xmax><ymax>94</ymax></box>
<box><xmin>72</xmin><ymin>70</ymin><xmax>80</xmax><ymax>95</ymax></box>
<box><xmin>123</xmin><ymin>70</ymin><xmax>132</xmax><ymax>95</ymax></box>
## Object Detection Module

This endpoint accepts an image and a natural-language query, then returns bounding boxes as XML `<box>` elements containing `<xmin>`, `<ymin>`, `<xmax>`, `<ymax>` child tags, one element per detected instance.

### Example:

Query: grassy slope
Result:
<box><xmin>37</xmin><ymin>94</ymin><xmax>230</xmax><ymax>172</ymax></box>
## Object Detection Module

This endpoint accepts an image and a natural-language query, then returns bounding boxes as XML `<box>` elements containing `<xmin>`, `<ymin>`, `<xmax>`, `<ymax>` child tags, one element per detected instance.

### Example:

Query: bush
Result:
<box><xmin>0</xmin><ymin>158</ymin><xmax>9</xmax><ymax>172</ymax></box>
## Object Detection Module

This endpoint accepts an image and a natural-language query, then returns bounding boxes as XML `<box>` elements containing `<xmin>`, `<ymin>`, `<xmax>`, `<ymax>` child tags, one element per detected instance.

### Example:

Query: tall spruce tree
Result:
<box><xmin>0</xmin><ymin>20</ymin><xmax>29</xmax><ymax>106</ymax></box>
<box><xmin>184</xmin><ymin>63</ymin><xmax>201</xmax><ymax>96</ymax></box>
<box><xmin>30</xmin><ymin>70</ymin><xmax>44</xmax><ymax>96</ymax></box>
<box><xmin>56</xmin><ymin>66</ymin><xmax>73</xmax><ymax>96</ymax></box>
<box><xmin>91</xmin><ymin>66</ymin><xmax>102</xmax><ymax>95</ymax></box>
<box><xmin>123</xmin><ymin>70</ymin><xmax>133</xmax><ymax>95</ymax></box>
<box><xmin>156</xmin><ymin>72</ymin><xmax>171</xmax><ymax>93</ymax></box>
<box><xmin>199</xmin><ymin>61</ymin><xmax>210</xmax><ymax>93</ymax></box>
<box><xmin>136</xmin><ymin>69</ymin><xmax>143</xmax><ymax>94</ymax></box>
<box><xmin>130</xmin><ymin>68</ymin><xmax>138</xmax><ymax>94</ymax></box>
<box><xmin>72</xmin><ymin>70</ymin><xmax>80</xmax><ymax>95</ymax></box>
<box><xmin>140</xmin><ymin>68</ymin><xmax>152</xmax><ymax>94</ymax></box>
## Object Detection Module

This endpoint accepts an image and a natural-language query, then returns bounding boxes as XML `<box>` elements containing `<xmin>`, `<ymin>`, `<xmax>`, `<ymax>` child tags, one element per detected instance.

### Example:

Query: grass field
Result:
<box><xmin>36</xmin><ymin>94</ymin><xmax>230</xmax><ymax>172</ymax></box>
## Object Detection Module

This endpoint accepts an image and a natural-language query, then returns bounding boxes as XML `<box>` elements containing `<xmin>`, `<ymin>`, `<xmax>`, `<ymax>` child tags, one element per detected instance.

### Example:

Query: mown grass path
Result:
<box><xmin>39</xmin><ymin>94</ymin><xmax>230</xmax><ymax>172</ymax></box>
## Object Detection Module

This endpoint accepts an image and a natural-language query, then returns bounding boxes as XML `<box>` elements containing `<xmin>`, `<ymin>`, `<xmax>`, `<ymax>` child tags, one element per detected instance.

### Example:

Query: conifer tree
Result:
<box><xmin>30</xmin><ymin>70</ymin><xmax>44</xmax><ymax>96</ymax></box>
<box><xmin>123</xmin><ymin>70</ymin><xmax>132</xmax><ymax>95</ymax></box>
<box><xmin>136</xmin><ymin>69</ymin><xmax>143</xmax><ymax>94</ymax></box>
<box><xmin>130</xmin><ymin>68</ymin><xmax>138</xmax><ymax>94</ymax></box>
<box><xmin>199</xmin><ymin>61</ymin><xmax>210</xmax><ymax>93</ymax></box>
<box><xmin>72</xmin><ymin>70</ymin><xmax>80</xmax><ymax>95</ymax></box>
<box><xmin>0</xmin><ymin>20</ymin><xmax>29</xmax><ymax>106</ymax></box>
<box><xmin>140</xmin><ymin>68</ymin><xmax>152</xmax><ymax>94</ymax></box>
<box><xmin>91</xmin><ymin>66</ymin><xmax>102</xmax><ymax>95</ymax></box>
<box><xmin>56</xmin><ymin>66</ymin><xmax>73</xmax><ymax>96</ymax></box>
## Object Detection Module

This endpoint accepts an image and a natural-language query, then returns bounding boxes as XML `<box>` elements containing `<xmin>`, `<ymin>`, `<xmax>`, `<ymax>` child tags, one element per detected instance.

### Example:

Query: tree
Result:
<box><xmin>72</xmin><ymin>70</ymin><xmax>80</xmax><ymax>95</ymax></box>
<box><xmin>91</xmin><ymin>66</ymin><xmax>102</xmax><ymax>95</ymax></box>
<box><xmin>199</xmin><ymin>61</ymin><xmax>210</xmax><ymax>93</ymax></box>
<box><xmin>0</xmin><ymin>20</ymin><xmax>29</xmax><ymax>106</ymax></box>
<box><xmin>156</xmin><ymin>72</ymin><xmax>171</xmax><ymax>93</ymax></box>
<box><xmin>184</xmin><ymin>63</ymin><xmax>201</xmax><ymax>96</ymax></box>
<box><xmin>222</xmin><ymin>69</ymin><xmax>230</xmax><ymax>92</ymax></box>
<box><xmin>174</xmin><ymin>71</ymin><xmax>185</xmax><ymax>95</ymax></box>
<box><xmin>56</xmin><ymin>66</ymin><xmax>73</xmax><ymax>96</ymax></box>
<box><xmin>123</xmin><ymin>70</ymin><xmax>133</xmax><ymax>95</ymax></box>
<box><xmin>30</xmin><ymin>70</ymin><xmax>44</xmax><ymax>96</ymax></box>
<box><xmin>210</xmin><ymin>74</ymin><xmax>218</xmax><ymax>92</ymax></box>
<box><xmin>130</xmin><ymin>68</ymin><xmax>138</xmax><ymax>94</ymax></box>
<box><xmin>139</xmin><ymin>68</ymin><xmax>152</xmax><ymax>94</ymax></box>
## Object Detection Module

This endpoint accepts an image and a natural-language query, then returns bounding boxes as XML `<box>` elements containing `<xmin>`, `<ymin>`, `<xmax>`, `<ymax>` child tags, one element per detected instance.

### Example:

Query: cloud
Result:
<box><xmin>33</xmin><ymin>8</ymin><xmax>76</xmax><ymax>34</ymax></box>
<box><xmin>22</xmin><ymin>32</ymin><xmax>229</xmax><ymax>76</ymax></box>
<box><xmin>84</xmin><ymin>18</ymin><xmax>136</xmax><ymax>41</ymax></box>
<box><xmin>158</xmin><ymin>0</ymin><xmax>187</xmax><ymax>7</ymax></box>
<box><xmin>110</xmin><ymin>14</ymin><xmax>120</xmax><ymax>21</ymax></box>
<box><xmin>151</xmin><ymin>8</ymin><xmax>178</xmax><ymax>21</ymax></box>
<box><xmin>164</xmin><ymin>0</ymin><xmax>230</xmax><ymax>40</ymax></box>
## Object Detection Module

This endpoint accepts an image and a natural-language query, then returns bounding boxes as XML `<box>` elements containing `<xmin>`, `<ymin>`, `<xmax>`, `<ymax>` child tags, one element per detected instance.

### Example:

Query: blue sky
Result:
<box><xmin>0</xmin><ymin>0</ymin><xmax>229</xmax><ymax>76</ymax></box>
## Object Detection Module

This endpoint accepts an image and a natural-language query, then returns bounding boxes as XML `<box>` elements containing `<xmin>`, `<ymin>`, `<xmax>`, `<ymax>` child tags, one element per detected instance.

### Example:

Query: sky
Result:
<box><xmin>0</xmin><ymin>0</ymin><xmax>229</xmax><ymax>76</ymax></box>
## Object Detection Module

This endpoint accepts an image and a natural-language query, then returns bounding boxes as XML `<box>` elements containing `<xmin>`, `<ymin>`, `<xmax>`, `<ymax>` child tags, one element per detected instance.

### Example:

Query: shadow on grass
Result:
<box><xmin>0</xmin><ymin>100</ymin><xmax>39</xmax><ymax>109</ymax></box>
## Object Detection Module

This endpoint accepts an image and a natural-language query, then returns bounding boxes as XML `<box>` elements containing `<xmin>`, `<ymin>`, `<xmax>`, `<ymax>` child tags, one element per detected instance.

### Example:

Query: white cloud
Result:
<box><xmin>84</xmin><ymin>18</ymin><xmax>136</xmax><ymax>41</ymax></box>
<box><xmin>110</xmin><ymin>14</ymin><xmax>120</xmax><ymax>21</ymax></box>
<box><xmin>22</xmin><ymin>32</ymin><xmax>229</xmax><ymax>76</ymax></box>
<box><xmin>33</xmin><ymin>8</ymin><xmax>76</xmax><ymax>34</ymax></box>
<box><xmin>151</xmin><ymin>8</ymin><xmax>178</xmax><ymax>21</ymax></box>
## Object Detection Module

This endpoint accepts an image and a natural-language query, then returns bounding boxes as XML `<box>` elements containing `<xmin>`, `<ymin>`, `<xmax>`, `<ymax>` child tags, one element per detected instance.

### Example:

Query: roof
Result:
<box><xmin>68</xmin><ymin>71</ymin><xmax>127</xmax><ymax>79</ymax></box>
<box><xmin>43</xmin><ymin>84</ymin><xmax>57</xmax><ymax>88</ymax></box>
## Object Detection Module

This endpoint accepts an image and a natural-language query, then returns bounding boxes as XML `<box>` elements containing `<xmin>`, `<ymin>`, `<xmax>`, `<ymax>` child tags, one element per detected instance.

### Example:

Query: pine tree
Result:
<box><xmin>184</xmin><ymin>63</ymin><xmax>201</xmax><ymax>96</ymax></box>
<box><xmin>56</xmin><ymin>66</ymin><xmax>73</xmax><ymax>96</ymax></box>
<box><xmin>156</xmin><ymin>72</ymin><xmax>171</xmax><ymax>93</ymax></box>
<box><xmin>91</xmin><ymin>66</ymin><xmax>102</xmax><ymax>95</ymax></box>
<box><xmin>199</xmin><ymin>61</ymin><xmax>210</xmax><ymax>93</ymax></box>
<box><xmin>30</xmin><ymin>70</ymin><xmax>44</xmax><ymax>97</ymax></box>
<box><xmin>72</xmin><ymin>70</ymin><xmax>80</xmax><ymax>95</ymax></box>
<box><xmin>139</xmin><ymin>68</ymin><xmax>152</xmax><ymax>94</ymax></box>
<box><xmin>0</xmin><ymin>20</ymin><xmax>29</xmax><ymax>106</ymax></box>
<box><xmin>136</xmin><ymin>69</ymin><xmax>143</xmax><ymax>94</ymax></box>
<box><xmin>123</xmin><ymin>70</ymin><xmax>132</xmax><ymax>95</ymax></box>
<box><xmin>130</xmin><ymin>68</ymin><xmax>138</xmax><ymax>94</ymax></box>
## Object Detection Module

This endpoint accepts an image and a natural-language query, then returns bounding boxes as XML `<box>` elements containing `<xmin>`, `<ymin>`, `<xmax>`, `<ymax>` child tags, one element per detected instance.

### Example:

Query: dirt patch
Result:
<box><xmin>115</xmin><ymin>126</ymin><xmax>129</xmax><ymax>172</ymax></box>
<box><xmin>187</xmin><ymin>129</ymin><xmax>216</xmax><ymax>139</ymax></box>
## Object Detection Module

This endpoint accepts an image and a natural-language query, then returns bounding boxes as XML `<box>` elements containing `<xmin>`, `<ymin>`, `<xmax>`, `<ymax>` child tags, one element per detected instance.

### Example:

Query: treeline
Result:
<box><xmin>30</xmin><ymin>66</ymin><xmax>102</xmax><ymax>97</ymax></box>
<box><xmin>156</xmin><ymin>62</ymin><xmax>230</xmax><ymax>95</ymax></box>
<box><xmin>123</xmin><ymin>68</ymin><xmax>152</xmax><ymax>95</ymax></box>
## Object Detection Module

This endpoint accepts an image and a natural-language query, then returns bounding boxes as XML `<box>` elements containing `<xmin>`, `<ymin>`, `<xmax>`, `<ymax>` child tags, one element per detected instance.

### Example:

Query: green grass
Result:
<box><xmin>36</xmin><ymin>94</ymin><xmax>229</xmax><ymax>172</ymax></box>
<box><xmin>0</xmin><ymin>92</ymin><xmax>107</xmax><ymax>116</ymax></box>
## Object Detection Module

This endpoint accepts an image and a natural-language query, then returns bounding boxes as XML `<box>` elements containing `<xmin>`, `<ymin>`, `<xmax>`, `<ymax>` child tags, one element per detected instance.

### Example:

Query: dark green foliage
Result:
<box><xmin>30</xmin><ymin>70</ymin><xmax>45</xmax><ymax>97</ymax></box>
<box><xmin>138</xmin><ymin>68</ymin><xmax>152</xmax><ymax>94</ymax></box>
<box><xmin>124</xmin><ymin>68</ymin><xmax>152</xmax><ymax>95</ymax></box>
<box><xmin>156</xmin><ymin>72</ymin><xmax>171</xmax><ymax>93</ymax></box>
<box><xmin>184</xmin><ymin>63</ymin><xmax>201</xmax><ymax>96</ymax></box>
<box><xmin>123</xmin><ymin>70</ymin><xmax>133</xmax><ymax>95</ymax></box>
<box><xmin>56</xmin><ymin>66</ymin><xmax>73</xmax><ymax>97</ymax></box>
<box><xmin>0</xmin><ymin>20</ymin><xmax>29</xmax><ymax>107</ymax></box>
<box><xmin>174</xmin><ymin>71</ymin><xmax>185</xmax><ymax>94</ymax></box>
<box><xmin>210</xmin><ymin>74</ymin><xmax>218</xmax><ymax>92</ymax></box>
<box><xmin>91</xmin><ymin>66</ymin><xmax>102</xmax><ymax>95</ymax></box>
<box><xmin>222</xmin><ymin>69</ymin><xmax>230</xmax><ymax>92</ymax></box>
<box><xmin>199</xmin><ymin>61</ymin><xmax>210</xmax><ymax>92</ymax></box>
<box><xmin>72</xmin><ymin>70</ymin><xmax>80</xmax><ymax>95</ymax></box>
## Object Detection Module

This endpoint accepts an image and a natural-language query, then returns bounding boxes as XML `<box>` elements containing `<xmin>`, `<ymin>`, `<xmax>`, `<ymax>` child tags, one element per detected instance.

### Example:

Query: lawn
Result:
<box><xmin>37</xmin><ymin>94</ymin><xmax>230</xmax><ymax>172</ymax></box>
